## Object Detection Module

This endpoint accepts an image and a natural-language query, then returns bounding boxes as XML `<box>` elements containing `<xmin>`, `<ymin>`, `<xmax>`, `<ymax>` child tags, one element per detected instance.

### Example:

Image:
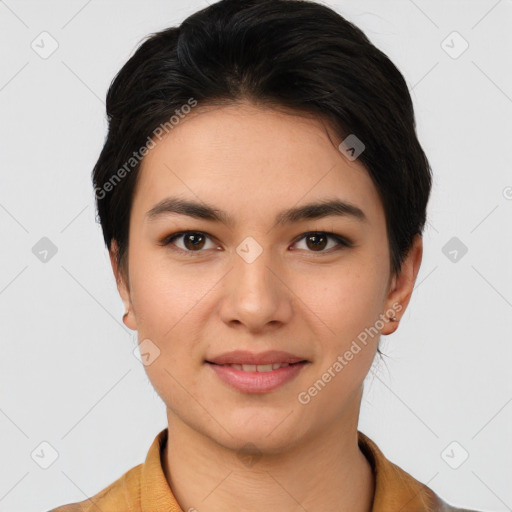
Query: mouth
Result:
<box><xmin>205</xmin><ymin>361</ymin><xmax>307</xmax><ymax>372</ymax></box>
<box><xmin>205</xmin><ymin>360</ymin><xmax>310</xmax><ymax>393</ymax></box>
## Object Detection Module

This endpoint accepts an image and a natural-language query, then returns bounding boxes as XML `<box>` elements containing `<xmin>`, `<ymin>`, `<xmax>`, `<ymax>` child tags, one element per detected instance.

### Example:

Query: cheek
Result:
<box><xmin>129</xmin><ymin>251</ymin><xmax>206</xmax><ymax>336</ymax></box>
<box><xmin>128</xmin><ymin>255</ymin><xmax>205</xmax><ymax>398</ymax></box>
<box><xmin>298</xmin><ymin>263</ymin><xmax>385</xmax><ymax>335</ymax></box>
<box><xmin>300</xmin><ymin>269</ymin><xmax>383</xmax><ymax>406</ymax></box>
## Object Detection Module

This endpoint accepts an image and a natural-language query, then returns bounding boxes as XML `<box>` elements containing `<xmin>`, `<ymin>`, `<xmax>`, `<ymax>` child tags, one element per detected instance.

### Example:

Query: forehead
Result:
<box><xmin>132</xmin><ymin>102</ymin><xmax>384</xmax><ymax>228</ymax></box>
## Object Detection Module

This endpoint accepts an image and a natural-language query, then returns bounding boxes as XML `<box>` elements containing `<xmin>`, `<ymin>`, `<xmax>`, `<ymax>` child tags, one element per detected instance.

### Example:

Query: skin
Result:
<box><xmin>110</xmin><ymin>100</ymin><xmax>423</xmax><ymax>512</ymax></box>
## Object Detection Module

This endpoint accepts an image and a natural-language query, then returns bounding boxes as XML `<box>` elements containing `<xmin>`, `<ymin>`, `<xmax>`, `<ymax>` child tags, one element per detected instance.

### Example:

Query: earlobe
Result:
<box><xmin>381</xmin><ymin>311</ymin><xmax>400</xmax><ymax>336</ymax></box>
<box><xmin>122</xmin><ymin>309</ymin><xmax>137</xmax><ymax>330</ymax></box>
<box><xmin>122</xmin><ymin>310</ymin><xmax>133</xmax><ymax>328</ymax></box>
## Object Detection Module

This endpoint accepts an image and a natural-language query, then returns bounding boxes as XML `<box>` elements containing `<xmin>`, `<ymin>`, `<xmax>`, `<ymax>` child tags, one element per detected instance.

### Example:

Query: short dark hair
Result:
<box><xmin>93</xmin><ymin>0</ymin><xmax>432</xmax><ymax>286</ymax></box>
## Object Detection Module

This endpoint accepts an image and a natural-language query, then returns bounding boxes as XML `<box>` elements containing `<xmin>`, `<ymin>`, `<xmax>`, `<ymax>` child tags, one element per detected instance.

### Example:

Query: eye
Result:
<box><xmin>292</xmin><ymin>231</ymin><xmax>351</xmax><ymax>253</ymax></box>
<box><xmin>160</xmin><ymin>230</ymin><xmax>352</xmax><ymax>255</ymax></box>
<box><xmin>161</xmin><ymin>231</ymin><xmax>218</xmax><ymax>253</ymax></box>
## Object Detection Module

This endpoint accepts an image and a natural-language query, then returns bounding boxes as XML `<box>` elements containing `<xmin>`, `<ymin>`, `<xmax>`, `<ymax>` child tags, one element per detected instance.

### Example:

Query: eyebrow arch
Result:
<box><xmin>145</xmin><ymin>196</ymin><xmax>368</xmax><ymax>227</ymax></box>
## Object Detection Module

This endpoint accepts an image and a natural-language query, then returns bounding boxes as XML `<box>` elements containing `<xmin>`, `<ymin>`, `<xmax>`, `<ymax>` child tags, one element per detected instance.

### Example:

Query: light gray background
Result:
<box><xmin>1</xmin><ymin>1</ymin><xmax>511</xmax><ymax>511</ymax></box>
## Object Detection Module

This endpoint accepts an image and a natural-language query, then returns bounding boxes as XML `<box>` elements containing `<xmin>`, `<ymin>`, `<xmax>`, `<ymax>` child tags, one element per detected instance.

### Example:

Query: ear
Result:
<box><xmin>109</xmin><ymin>240</ymin><xmax>137</xmax><ymax>330</ymax></box>
<box><xmin>380</xmin><ymin>234</ymin><xmax>423</xmax><ymax>335</ymax></box>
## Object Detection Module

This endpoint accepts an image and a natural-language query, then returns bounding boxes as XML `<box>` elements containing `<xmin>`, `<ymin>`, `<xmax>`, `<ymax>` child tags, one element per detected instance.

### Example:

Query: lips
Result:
<box><xmin>207</xmin><ymin>360</ymin><xmax>309</xmax><ymax>393</ymax></box>
<box><xmin>206</xmin><ymin>349</ymin><xmax>308</xmax><ymax>366</ymax></box>
<box><xmin>212</xmin><ymin>362</ymin><xmax>298</xmax><ymax>372</ymax></box>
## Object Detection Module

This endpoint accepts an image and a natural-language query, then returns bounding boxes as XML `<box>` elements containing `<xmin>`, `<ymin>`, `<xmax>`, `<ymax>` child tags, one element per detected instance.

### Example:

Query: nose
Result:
<box><xmin>218</xmin><ymin>243</ymin><xmax>293</xmax><ymax>333</ymax></box>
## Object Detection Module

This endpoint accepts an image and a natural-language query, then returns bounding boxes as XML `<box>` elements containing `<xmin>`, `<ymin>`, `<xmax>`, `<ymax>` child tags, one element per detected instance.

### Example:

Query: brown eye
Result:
<box><xmin>162</xmin><ymin>231</ymin><xmax>217</xmax><ymax>252</ymax></box>
<box><xmin>293</xmin><ymin>231</ymin><xmax>350</xmax><ymax>253</ymax></box>
<box><xmin>305</xmin><ymin>233</ymin><xmax>328</xmax><ymax>251</ymax></box>
<box><xmin>182</xmin><ymin>232</ymin><xmax>206</xmax><ymax>250</ymax></box>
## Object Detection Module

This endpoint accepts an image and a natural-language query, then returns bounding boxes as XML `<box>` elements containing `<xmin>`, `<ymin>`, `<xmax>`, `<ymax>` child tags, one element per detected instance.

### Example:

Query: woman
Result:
<box><xmin>49</xmin><ymin>0</ymin><xmax>484</xmax><ymax>510</ymax></box>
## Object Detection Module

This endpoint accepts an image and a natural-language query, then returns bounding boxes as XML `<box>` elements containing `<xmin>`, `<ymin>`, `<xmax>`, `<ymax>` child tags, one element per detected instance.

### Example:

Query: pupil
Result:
<box><xmin>185</xmin><ymin>233</ymin><xmax>204</xmax><ymax>250</ymax></box>
<box><xmin>307</xmin><ymin>234</ymin><xmax>326</xmax><ymax>251</ymax></box>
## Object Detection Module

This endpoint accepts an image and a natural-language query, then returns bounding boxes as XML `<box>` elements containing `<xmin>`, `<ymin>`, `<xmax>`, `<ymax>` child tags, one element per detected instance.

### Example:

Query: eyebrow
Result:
<box><xmin>145</xmin><ymin>196</ymin><xmax>368</xmax><ymax>227</ymax></box>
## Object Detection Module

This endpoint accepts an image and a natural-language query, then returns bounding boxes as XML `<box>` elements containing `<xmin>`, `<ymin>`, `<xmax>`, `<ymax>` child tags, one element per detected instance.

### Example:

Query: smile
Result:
<box><xmin>205</xmin><ymin>361</ymin><xmax>309</xmax><ymax>393</ymax></box>
<box><xmin>213</xmin><ymin>362</ymin><xmax>294</xmax><ymax>372</ymax></box>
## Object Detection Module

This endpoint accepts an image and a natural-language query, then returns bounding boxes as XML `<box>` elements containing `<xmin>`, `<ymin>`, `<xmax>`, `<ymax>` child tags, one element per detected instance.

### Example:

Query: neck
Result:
<box><xmin>163</xmin><ymin>395</ymin><xmax>375</xmax><ymax>512</ymax></box>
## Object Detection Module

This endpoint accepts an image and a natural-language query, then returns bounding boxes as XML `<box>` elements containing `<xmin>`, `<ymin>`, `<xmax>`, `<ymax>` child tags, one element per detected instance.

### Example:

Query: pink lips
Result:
<box><xmin>206</xmin><ymin>349</ymin><xmax>307</xmax><ymax>366</ymax></box>
<box><xmin>205</xmin><ymin>350</ymin><xmax>310</xmax><ymax>393</ymax></box>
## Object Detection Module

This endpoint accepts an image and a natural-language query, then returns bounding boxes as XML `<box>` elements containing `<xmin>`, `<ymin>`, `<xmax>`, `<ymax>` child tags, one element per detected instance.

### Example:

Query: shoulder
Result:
<box><xmin>45</xmin><ymin>462</ymin><xmax>143</xmax><ymax>512</ymax></box>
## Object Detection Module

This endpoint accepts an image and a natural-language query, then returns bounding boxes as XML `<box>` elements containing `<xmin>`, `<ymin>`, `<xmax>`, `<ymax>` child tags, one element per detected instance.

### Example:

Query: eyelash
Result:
<box><xmin>159</xmin><ymin>230</ymin><xmax>352</xmax><ymax>256</ymax></box>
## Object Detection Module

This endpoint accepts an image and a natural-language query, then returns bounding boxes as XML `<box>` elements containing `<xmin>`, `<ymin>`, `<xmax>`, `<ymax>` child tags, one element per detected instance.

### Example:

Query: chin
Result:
<box><xmin>215</xmin><ymin>410</ymin><xmax>305</xmax><ymax>454</ymax></box>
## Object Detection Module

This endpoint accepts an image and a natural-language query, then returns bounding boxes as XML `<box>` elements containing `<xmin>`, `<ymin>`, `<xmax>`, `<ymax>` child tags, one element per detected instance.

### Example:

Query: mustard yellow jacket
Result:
<box><xmin>47</xmin><ymin>428</ymin><xmax>483</xmax><ymax>512</ymax></box>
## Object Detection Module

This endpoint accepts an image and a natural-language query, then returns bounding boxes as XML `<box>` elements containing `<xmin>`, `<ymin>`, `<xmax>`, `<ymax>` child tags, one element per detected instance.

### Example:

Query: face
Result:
<box><xmin>112</xmin><ymin>101</ymin><xmax>422</xmax><ymax>454</ymax></box>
